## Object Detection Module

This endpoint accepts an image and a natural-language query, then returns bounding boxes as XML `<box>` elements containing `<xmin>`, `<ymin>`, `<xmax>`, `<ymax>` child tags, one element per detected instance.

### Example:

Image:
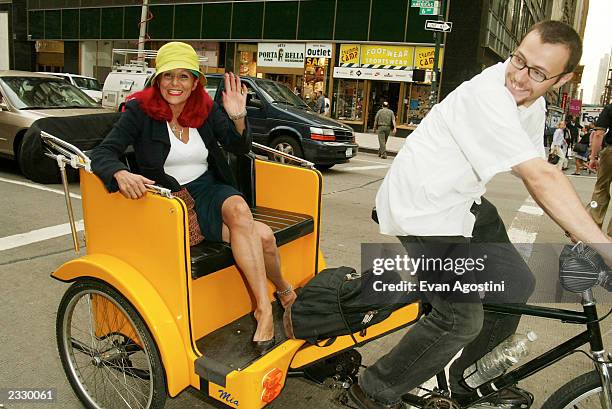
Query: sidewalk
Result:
<box><xmin>355</xmin><ymin>132</ymin><xmax>406</xmax><ymax>157</ymax></box>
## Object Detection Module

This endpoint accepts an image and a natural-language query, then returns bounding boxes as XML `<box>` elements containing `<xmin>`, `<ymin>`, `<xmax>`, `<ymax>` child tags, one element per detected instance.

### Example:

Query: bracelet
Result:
<box><xmin>276</xmin><ymin>284</ymin><xmax>293</xmax><ymax>297</ymax></box>
<box><xmin>227</xmin><ymin>109</ymin><xmax>247</xmax><ymax>121</ymax></box>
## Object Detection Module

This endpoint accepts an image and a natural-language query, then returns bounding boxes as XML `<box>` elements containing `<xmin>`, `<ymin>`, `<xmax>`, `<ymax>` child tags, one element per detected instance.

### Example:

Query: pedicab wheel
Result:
<box><xmin>540</xmin><ymin>371</ymin><xmax>606</xmax><ymax>409</ymax></box>
<box><xmin>56</xmin><ymin>279</ymin><xmax>167</xmax><ymax>409</ymax></box>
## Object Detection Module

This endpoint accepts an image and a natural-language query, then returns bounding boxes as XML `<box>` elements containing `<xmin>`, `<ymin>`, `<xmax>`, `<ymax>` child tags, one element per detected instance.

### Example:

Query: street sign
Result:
<box><xmin>411</xmin><ymin>0</ymin><xmax>434</xmax><ymax>7</ymax></box>
<box><xmin>420</xmin><ymin>7</ymin><xmax>437</xmax><ymax>15</ymax></box>
<box><xmin>424</xmin><ymin>20</ymin><xmax>453</xmax><ymax>32</ymax></box>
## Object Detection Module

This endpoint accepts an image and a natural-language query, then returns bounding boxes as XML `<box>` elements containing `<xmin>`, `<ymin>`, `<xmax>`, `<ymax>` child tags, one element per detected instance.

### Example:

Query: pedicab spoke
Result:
<box><xmin>101</xmin><ymin>362</ymin><xmax>147</xmax><ymax>409</ymax></box>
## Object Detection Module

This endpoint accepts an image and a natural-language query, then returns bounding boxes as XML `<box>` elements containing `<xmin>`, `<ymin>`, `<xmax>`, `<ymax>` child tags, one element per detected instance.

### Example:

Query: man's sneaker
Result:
<box><xmin>346</xmin><ymin>384</ymin><xmax>403</xmax><ymax>409</ymax></box>
<box><xmin>485</xmin><ymin>386</ymin><xmax>533</xmax><ymax>408</ymax></box>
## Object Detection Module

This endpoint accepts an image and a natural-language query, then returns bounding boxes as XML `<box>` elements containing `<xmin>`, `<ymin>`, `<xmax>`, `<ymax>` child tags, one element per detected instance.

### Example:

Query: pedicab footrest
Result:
<box><xmin>190</xmin><ymin>207</ymin><xmax>314</xmax><ymax>279</ymax></box>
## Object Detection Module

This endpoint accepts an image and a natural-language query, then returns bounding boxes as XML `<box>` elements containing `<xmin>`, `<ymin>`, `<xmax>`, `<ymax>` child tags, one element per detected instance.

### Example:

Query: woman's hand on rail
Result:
<box><xmin>113</xmin><ymin>170</ymin><xmax>155</xmax><ymax>199</ymax></box>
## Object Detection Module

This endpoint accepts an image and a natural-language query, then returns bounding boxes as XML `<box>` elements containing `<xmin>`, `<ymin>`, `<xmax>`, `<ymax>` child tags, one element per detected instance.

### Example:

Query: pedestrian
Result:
<box><xmin>314</xmin><ymin>90</ymin><xmax>326</xmax><ymax>114</ymax></box>
<box><xmin>90</xmin><ymin>42</ymin><xmax>296</xmax><ymax>356</ymax></box>
<box><xmin>551</xmin><ymin>120</ymin><xmax>569</xmax><ymax>170</ymax></box>
<box><xmin>572</xmin><ymin>123</ymin><xmax>592</xmax><ymax>175</ymax></box>
<box><xmin>566</xmin><ymin>114</ymin><xmax>582</xmax><ymax>155</ymax></box>
<box><xmin>348</xmin><ymin>21</ymin><xmax>612</xmax><ymax>409</ymax></box>
<box><xmin>588</xmin><ymin>104</ymin><xmax>612</xmax><ymax>235</ymax></box>
<box><xmin>373</xmin><ymin>101</ymin><xmax>396</xmax><ymax>159</ymax></box>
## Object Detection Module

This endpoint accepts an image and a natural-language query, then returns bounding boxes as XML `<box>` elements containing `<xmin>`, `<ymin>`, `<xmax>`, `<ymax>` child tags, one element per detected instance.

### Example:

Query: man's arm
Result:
<box><xmin>588</xmin><ymin>129</ymin><xmax>605</xmax><ymax>170</ymax></box>
<box><xmin>512</xmin><ymin>158</ymin><xmax>611</xmax><ymax>261</ymax></box>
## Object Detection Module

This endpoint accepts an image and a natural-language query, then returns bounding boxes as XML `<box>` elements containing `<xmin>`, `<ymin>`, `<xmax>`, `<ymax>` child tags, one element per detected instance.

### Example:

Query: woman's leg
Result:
<box><xmin>254</xmin><ymin>221</ymin><xmax>296</xmax><ymax>308</ymax></box>
<box><xmin>220</xmin><ymin>196</ymin><xmax>273</xmax><ymax>342</ymax></box>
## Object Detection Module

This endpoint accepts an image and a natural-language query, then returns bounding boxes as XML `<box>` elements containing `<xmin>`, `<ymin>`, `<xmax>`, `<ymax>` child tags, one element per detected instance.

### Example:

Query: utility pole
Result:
<box><xmin>138</xmin><ymin>0</ymin><xmax>149</xmax><ymax>61</ymax></box>
<box><xmin>429</xmin><ymin>0</ymin><xmax>446</xmax><ymax>107</ymax></box>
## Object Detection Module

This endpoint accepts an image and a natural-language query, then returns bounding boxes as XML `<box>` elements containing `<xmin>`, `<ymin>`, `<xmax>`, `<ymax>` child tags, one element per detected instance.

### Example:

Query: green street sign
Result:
<box><xmin>411</xmin><ymin>0</ymin><xmax>434</xmax><ymax>7</ymax></box>
<box><xmin>420</xmin><ymin>7</ymin><xmax>437</xmax><ymax>15</ymax></box>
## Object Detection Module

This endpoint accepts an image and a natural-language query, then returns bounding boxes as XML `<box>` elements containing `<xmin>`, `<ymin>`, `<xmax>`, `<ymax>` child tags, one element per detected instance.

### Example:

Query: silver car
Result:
<box><xmin>0</xmin><ymin>71</ymin><xmax>111</xmax><ymax>168</ymax></box>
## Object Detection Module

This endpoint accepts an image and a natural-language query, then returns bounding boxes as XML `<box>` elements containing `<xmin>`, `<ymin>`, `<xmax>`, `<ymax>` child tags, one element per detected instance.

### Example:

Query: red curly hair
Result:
<box><xmin>127</xmin><ymin>79</ymin><xmax>214</xmax><ymax>129</ymax></box>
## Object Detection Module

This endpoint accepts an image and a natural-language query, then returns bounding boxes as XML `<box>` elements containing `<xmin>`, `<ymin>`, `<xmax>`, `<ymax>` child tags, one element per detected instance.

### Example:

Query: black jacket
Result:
<box><xmin>91</xmin><ymin>99</ymin><xmax>252</xmax><ymax>192</ymax></box>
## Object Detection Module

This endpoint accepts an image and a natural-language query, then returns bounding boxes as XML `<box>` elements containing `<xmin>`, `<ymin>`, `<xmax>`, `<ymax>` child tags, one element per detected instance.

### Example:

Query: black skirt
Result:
<box><xmin>184</xmin><ymin>171</ymin><xmax>243</xmax><ymax>242</ymax></box>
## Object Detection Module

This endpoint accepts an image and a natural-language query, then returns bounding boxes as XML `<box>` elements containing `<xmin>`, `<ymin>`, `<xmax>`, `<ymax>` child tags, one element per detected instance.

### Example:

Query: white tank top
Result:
<box><xmin>164</xmin><ymin>123</ymin><xmax>209</xmax><ymax>185</ymax></box>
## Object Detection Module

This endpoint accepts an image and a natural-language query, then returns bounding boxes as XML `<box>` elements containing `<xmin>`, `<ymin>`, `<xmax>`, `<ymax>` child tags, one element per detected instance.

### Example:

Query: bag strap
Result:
<box><xmin>338</xmin><ymin>278</ymin><xmax>360</xmax><ymax>346</ymax></box>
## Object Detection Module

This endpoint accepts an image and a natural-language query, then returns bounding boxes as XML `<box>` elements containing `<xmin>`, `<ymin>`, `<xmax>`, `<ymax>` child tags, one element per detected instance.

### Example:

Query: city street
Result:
<box><xmin>1</xmin><ymin>150</ymin><xmax>610</xmax><ymax>409</ymax></box>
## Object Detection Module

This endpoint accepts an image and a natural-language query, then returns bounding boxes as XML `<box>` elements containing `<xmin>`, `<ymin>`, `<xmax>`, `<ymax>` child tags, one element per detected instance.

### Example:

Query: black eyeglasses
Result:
<box><xmin>509</xmin><ymin>54</ymin><xmax>567</xmax><ymax>83</ymax></box>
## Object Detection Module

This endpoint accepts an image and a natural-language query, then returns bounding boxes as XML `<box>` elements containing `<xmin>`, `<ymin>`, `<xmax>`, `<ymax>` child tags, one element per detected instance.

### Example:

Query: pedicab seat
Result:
<box><xmin>190</xmin><ymin>207</ymin><xmax>314</xmax><ymax>279</ymax></box>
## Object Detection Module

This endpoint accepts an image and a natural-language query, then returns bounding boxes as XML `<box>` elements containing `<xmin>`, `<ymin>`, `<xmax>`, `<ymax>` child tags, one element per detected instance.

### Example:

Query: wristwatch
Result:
<box><xmin>228</xmin><ymin>109</ymin><xmax>247</xmax><ymax>121</ymax></box>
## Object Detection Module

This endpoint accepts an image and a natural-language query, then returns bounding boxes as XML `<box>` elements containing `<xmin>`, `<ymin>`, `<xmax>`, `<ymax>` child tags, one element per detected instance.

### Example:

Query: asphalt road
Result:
<box><xmin>0</xmin><ymin>152</ymin><xmax>610</xmax><ymax>409</ymax></box>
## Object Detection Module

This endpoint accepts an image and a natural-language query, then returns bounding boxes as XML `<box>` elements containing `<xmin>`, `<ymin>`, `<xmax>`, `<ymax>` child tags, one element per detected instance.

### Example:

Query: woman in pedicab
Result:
<box><xmin>90</xmin><ymin>41</ymin><xmax>296</xmax><ymax>355</ymax></box>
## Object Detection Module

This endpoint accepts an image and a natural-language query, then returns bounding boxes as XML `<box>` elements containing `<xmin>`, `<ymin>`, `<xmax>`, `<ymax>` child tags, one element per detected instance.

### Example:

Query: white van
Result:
<box><xmin>39</xmin><ymin>72</ymin><xmax>103</xmax><ymax>103</ymax></box>
<box><xmin>101</xmin><ymin>61</ymin><xmax>155</xmax><ymax>111</ymax></box>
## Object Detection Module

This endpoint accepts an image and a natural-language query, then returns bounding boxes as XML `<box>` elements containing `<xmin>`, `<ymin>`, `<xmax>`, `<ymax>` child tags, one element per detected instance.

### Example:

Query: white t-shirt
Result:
<box><xmin>164</xmin><ymin>124</ymin><xmax>209</xmax><ymax>185</ymax></box>
<box><xmin>376</xmin><ymin>60</ymin><xmax>546</xmax><ymax>237</ymax></box>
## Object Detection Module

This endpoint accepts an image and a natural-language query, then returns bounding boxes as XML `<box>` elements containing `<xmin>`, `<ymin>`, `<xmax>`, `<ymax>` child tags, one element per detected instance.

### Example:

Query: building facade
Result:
<box><xmin>440</xmin><ymin>0</ymin><xmax>589</xmax><ymax>128</ymax></box>
<box><xmin>24</xmin><ymin>0</ymin><xmax>448</xmax><ymax>133</ymax></box>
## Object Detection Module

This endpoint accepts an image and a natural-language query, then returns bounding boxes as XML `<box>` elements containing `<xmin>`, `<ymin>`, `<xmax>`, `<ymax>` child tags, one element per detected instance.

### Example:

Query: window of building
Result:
<box><xmin>333</xmin><ymin>79</ymin><xmax>364</xmax><ymax>122</ymax></box>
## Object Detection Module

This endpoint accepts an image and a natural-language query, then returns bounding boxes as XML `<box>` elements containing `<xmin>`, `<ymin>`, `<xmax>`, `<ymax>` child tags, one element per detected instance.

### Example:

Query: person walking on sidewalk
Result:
<box><xmin>588</xmin><ymin>104</ymin><xmax>612</xmax><ymax>235</ymax></box>
<box><xmin>551</xmin><ymin>120</ymin><xmax>569</xmax><ymax>170</ymax></box>
<box><xmin>373</xmin><ymin>101</ymin><xmax>396</xmax><ymax>159</ymax></box>
<box><xmin>348</xmin><ymin>21</ymin><xmax>612</xmax><ymax>409</ymax></box>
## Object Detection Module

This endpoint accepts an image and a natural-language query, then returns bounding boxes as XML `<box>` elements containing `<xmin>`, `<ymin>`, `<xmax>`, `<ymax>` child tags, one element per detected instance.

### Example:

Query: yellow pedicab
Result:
<box><xmin>42</xmin><ymin>132</ymin><xmax>421</xmax><ymax>409</ymax></box>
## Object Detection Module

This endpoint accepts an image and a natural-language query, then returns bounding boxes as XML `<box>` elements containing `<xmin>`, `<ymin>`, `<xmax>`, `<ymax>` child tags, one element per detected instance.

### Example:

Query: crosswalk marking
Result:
<box><xmin>340</xmin><ymin>165</ymin><xmax>390</xmax><ymax>171</ymax></box>
<box><xmin>0</xmin><ymin>176</ymin><xmax>82</xmax><ymax>199</ymax></box>
<box><xmin>0</xmin><ymin>220</ymin><xmax>84</xmax><ymax>251</ymax></box>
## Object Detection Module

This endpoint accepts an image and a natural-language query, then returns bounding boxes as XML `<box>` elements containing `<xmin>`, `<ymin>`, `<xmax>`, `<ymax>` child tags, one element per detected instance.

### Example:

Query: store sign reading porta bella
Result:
<box><xmin>415</xmin><ymin>47</ymin><xmax>443</xmax><ymax>69</ymax></box>
<box><xmin>361</xmin><ymin>45</ymin><xmax>414</xmax><ymax>67</ymax></box>
<box><xmin>339</xmin><ymin>44</ymin><xmax>361</xmax><ymax>65</ymax></box>
<box><xmin>306</xmin><ymin>43</ymin><xmax>332</xmax><ymax>58</ymax></box>
<box><xmin>257</xmin><ymin>43</ymin><xmax>305</xmax><ymax>68</ymax></box>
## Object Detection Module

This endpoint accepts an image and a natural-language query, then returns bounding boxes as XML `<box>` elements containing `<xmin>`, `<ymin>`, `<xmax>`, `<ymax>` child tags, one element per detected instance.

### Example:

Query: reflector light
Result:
<box><xmin>261</xmin><ymin>368</ymin><xmax>283</xmax><ymax>403</ymax></box>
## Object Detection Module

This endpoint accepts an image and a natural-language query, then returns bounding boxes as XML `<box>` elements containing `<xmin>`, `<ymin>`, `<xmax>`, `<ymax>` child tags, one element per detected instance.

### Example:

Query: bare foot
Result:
<box><xmin>253</xmin><ymin>306</ymin><xmax>274</xmax><ymax>342</ymax></box>
<box><xmin>278</xmin><ymin>289</ymin><xmax>297</xmax><ymax>309</ymax></box>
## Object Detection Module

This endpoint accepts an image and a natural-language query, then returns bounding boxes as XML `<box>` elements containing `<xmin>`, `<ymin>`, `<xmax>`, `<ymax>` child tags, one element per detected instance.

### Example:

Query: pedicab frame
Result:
<box><xmin>42</xmin><ymin>132</ymin><xmax>421</xmax><ymax>409</ymax></box>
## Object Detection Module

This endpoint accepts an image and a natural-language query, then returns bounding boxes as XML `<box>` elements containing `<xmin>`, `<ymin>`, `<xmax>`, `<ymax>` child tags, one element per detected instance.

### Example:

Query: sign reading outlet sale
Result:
<box><xmin>306</xmin><ymin>43</ymin><xmax>332</xmax><ymax>58</ymax></box>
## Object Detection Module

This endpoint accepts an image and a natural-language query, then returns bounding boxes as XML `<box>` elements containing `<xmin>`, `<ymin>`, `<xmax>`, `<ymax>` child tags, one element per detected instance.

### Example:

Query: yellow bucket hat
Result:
<box><xmin>153</xmin><ymin>42</ymin><xmax>206</xmax><ymax>84</ymax></box>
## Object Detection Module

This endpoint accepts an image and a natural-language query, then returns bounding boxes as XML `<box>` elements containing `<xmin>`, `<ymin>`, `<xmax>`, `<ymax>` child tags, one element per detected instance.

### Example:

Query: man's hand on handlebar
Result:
<box><xmin>113</xmin><ymin>170</ymin><xmax>155</xmax><ymax>199</ymax></box>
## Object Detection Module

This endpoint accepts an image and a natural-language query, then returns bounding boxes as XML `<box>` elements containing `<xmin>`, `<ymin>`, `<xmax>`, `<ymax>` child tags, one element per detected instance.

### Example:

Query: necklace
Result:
<box><xmin>171</xmin><ymin>123</ymin><xmax>184</xmax><ymax>142</ymax></box>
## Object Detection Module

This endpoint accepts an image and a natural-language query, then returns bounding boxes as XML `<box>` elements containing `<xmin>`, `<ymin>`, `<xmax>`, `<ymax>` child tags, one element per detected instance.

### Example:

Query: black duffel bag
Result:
<box><xmin>283</xmin><ymin>266</ymin><xmax>414</xmax><ymax>345</ymax></box>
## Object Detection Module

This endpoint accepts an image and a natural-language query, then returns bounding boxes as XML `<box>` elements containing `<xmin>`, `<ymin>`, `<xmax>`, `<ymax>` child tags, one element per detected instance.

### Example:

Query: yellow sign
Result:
<box><xmin>339</xmin><ymin>44</ymin><xmax>361</xmax><ymax>64</ymax></box>
<box><xmin>361</xmin><ymin>45</ymin><xmax>414</xmax><ymax>67</ymax></box>
<box><xmin>415</xmin><ymin>47</ymin><xmax>444</xmax><ymax>69</ymax></box>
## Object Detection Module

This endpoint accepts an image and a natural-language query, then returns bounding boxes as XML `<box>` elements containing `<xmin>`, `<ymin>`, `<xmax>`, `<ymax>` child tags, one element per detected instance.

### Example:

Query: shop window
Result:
<box><xmin>333</xmin><ymin>79</ymin><xmax>364</xmax><ymax>122</ymax></box>
<box><xmin>174</xmin><ymin>4</ymin><xmax>202</xmax><ymax>39</ymax></box>
<box><xmin>402</xmin><ymin>83</ymin><xmax>431</xmax><ymax>125</ymax></box>
<box><xmin>303</xmin><ymin>57</ymin><xmax>328</xmax><ymax>101</ymax></box>
<box><xmin>202</xmin><ymin>3</ymin><xmax>232</xmax><ymax>39</ymax></box>
<box><xmin>264</xmin><ymin>1</ymin><xmax>298</xmax><ymax>40</ymax></box>
<box><xmin>298</xmin><ymin>0</ymin><xmax>334</xmax><ymax>40</ymax></box>
<box><xmin>101</xmin><ymin>7</ymin><xmax>124</xmax><ymax>39</ymax></box>
<box><xmin>238</xmin><ymin>51</ymin><xmax>257</xmax><ymax>77</ymax></box>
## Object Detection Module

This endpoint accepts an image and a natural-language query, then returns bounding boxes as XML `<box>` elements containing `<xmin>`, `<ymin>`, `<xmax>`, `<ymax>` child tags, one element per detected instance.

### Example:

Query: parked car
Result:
<box><xmin>101</xmin><ymin>62</ymin><xmax>156</xmax><ymax>111</ymax></box>
<box><xmin>0</xmin><ymin>71</ymin><xmax>114</xmax><ymax>181</ymax></box>
<box><xmin>41</xmin><ymin>72</ymin><xmax>103</xmax><ymax>103</ymax></box>
<box><xmin>206</xmin><ymin>74</ymin><xmax>358</xmax><ymax>169</ymax></box>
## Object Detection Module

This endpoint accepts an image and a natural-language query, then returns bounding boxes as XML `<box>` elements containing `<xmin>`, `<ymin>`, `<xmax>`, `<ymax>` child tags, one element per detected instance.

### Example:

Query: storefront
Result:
<box><xmin>232</xmin><ymin>42</ymin><xmax>334</xmax><ymax>109</ymax></box>
<box><xmin>332</xmin><ymin>43</ymin><xmax>442</xmax><ymax>134</ymax></box>
<box><xmin>35</xmin><ymin>40</ymin><xmax>65</xmax><ymax>72</ymax></box>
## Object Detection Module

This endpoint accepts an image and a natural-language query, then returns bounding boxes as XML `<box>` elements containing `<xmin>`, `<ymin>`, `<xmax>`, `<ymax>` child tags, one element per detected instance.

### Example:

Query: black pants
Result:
<box><xmin>360</xmin><ymin>198</ymin><xmax>536</xmax><ymax>404</ymax></box>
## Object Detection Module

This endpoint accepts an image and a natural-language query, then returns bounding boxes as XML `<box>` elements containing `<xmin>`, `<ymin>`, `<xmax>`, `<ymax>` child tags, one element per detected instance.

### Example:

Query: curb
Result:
<box><xmin>357</xmin><ymin>146</ymin><xmax>399</xmax><ymax>158</ymax></box>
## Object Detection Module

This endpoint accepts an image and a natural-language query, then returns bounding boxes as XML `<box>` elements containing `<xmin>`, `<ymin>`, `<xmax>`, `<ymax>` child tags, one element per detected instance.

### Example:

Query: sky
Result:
<box><xmin>580</xmin><ymin>0</ymin><xmax>612</xmax><ymax>104</ymax></box>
